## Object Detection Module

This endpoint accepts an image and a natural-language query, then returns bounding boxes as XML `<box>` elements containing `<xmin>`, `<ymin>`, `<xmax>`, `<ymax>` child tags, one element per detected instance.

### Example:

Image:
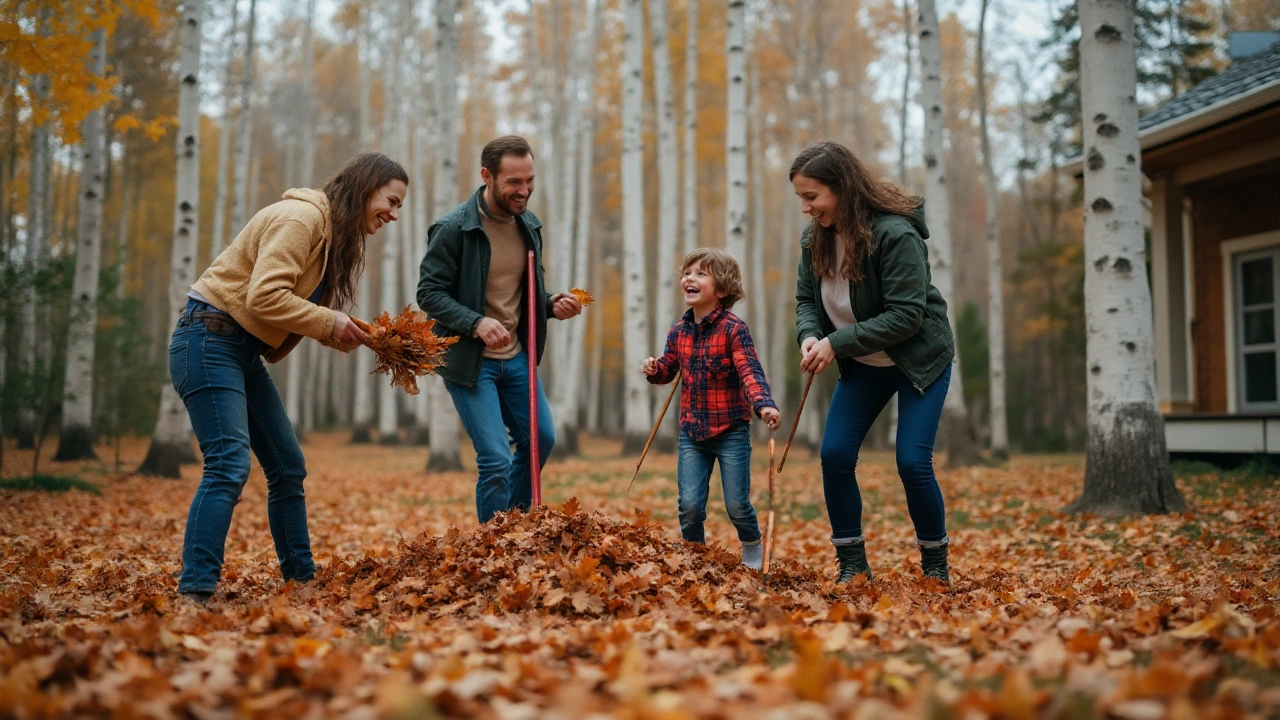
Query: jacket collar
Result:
<box><xmin>461</xmin><ymin>185</ymin><xmax>544</xmax><ymax>234</ymax></box>
<box><xmin>682</xmin><ymin>304</ymin><xmax>727</xmax><ymax>327</ymax></box>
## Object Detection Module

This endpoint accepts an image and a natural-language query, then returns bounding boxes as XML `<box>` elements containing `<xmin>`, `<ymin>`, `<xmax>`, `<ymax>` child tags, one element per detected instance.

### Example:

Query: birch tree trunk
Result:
<box><xmin>139</xmin><ymin>0</ymin><xmax>205</xmax><ymax>477</ymax></box>
<box><xmin>1067</xmin><ymin>0</ymin><xmax>1184</xmax><ymax>515</ymax></box>
<box><xmin>650</xmin><ymin>0</ymin><xmax>679</xmax><ymax>451</ymax></box>
<box><xmin>55</xmin><ymin>26</ymin><xmax>108</xmax><ymax>461</ymax></box>
<box><xmin>18</xmin><ymin>11</ymin><xmax>52</xmax><ymax>449</ymax></box>
<box><xmin>621</xmin><ymin>0</ymin><xmax>652</xmax><ymax>452</ymax></box>
<box><xmin>898</xmin><ymin>0</ymin><xmax>912</xmax><ymax>186</ymax></box>
<box><xmin>552</xmin><ymin>0</ymin><xmax>599</xmax><ymax>456</ymax></box>
<box><xmin>977</xmin><ymin>0</ymin><xmax>1008</xmax><ymax>459</ymax></box>
<box><xmin>723</xmin><ymin>0</ymin><xmax>747</xmax><ymax>265</ymax></box>
<box><xmin>210</xmin><ymin>0</ymin><xmax>239</xmax><ymax>260</ymax></box>
<box><xmin>747</xmin><ymin>59</ymin><xmax>766</xmax><ymax>354</ymax></box>
<box><xmin>917</xmin><ymin>0</ymin><xmax>980</xmax><ymax>467</ymax></box>
<box><xmin>426</xmin><ymin>0</ymin><xmax>462</xmax><ymax>470</ymax></box>
<box><xmin>376</xmin><ymin>0</ymin><xmax>409</xmax><ymax>446</ymax></box>
<box><xmin>681</xmin><ymin>0</ymin><xmax>699</xmax><ymax>256</ymax></box>
<box><xmin>350</xmin><ymin>8</ymin><xmax>375</xmax><ymax>443</ymax></box>
<box><xmin>889</xmin><ymin>0</ymin><xmax>910</xmax><ymax>450</ymax></box>
<box><xmin>229</xmin><ymin>0</ymin><xmax>257</xmax><ymax>234</ymax></box>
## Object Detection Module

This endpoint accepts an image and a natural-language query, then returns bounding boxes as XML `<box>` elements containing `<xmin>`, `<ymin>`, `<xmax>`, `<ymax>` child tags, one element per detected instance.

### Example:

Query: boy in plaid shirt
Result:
<box><xmin>643</xmin><ymin>248</ymin><xmax>781</xmax><ymax>570</ymax></box>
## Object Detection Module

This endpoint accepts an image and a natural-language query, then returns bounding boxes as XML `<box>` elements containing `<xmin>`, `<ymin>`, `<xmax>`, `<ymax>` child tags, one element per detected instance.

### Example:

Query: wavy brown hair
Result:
<box><xmin>322</xmin><ymin>152</ymin><xmax>408</xmax><ymax>310</ymax></box>
<box><xmin>789</xmin><ymin>141</ymin><xmax>919</xmax><ymax>282</ymax></box>
<box><xmin>681</xmin><ymin>247</ymin><xmax>744</xmax><ymax>310</ymax></box>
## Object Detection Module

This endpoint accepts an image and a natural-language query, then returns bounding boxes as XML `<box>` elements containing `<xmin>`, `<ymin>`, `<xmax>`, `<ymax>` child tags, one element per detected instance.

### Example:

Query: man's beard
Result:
<box><xmin>489</xmin><ymin>184</ymin><xmax>528</xmax><ymax>217</ymax></box>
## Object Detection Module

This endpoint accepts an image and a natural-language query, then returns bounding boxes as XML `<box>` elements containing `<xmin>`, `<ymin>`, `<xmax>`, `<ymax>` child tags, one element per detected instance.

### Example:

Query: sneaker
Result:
<box><xmin>742</xmin><ymin>540</ymin><xmax>764</xmax><ymax>571</ymax></box>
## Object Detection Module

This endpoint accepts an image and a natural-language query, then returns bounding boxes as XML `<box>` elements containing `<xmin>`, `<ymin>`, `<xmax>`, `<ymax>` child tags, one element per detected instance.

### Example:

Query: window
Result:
<box><xmin>1235</xmin><ymin>247</ymin><xmax>1280</xmax><ymax>411</ymax></box>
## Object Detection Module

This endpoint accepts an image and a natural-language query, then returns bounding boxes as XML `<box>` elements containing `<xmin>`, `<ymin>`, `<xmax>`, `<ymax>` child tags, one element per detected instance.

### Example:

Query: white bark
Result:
<box><xmin>298</xmin><ymin>0</ymin><xmax>317</xmax><ymax>186</ymax></box>
<box><xmin>621</xmin><ymin>0</ymin><xmax>652</xmax><ymax>450</ymax></box>
<box><xmin>210</xmin><ymin>0</ymin><xmax>239</xmax><ymax>260</ymax></box>
<box><xmin>19</xmin><ymin>12</ymin><xmax>52</xmax><ymax>447</ymax></box>
<box><xmin>723</xmin><ymin>0</ymin><xmax>747</xmax><ymax>265</ymax></box>
<box><xmin>288</xmin><ymin>342</ymin><xmax>309</xmax><ymax>435</ymax></box>
<box><xmin>651</xmin><ymin>0</ymin><xmax>678</xmax><ymax>347</ymax></box>
<box><xmin>681</xmin><ymin>0</ymin><xmax>699</xmax><ymax>256</ymax></box>
<box><xmin>917</xmin><ymin>0</ymin><xmax>978</xmax><ymax>467</ymax></box>
<box><xmin>552</xmin><ymin>0</ymin><xmax>598</xmax><ymax>452</ymax></box>
<box><xmin>1069</xmin><ymin>0</ymin><xmax>1184</xmax><ymax>514</ymax></box>
<box><xmin>229</xmin><ymin>0</ymin><xmax>256</xmax><ymax>234</ymax></box>
<box><xmin>747</xmin><ymin>57</ymin><xmax>766</xmax><ymax>353</ymax></box>
<box><xmin>350</xmin><ymin>7</ymin><xmax>375</xmax><ymax>442</ymax></box>
<box><xmin>56</xmin><ymin>27</ymin><xmax>109</xmax><ymax>461</ymax></box>
<box><xmin>579</xmin><ymin>0</ymin><xmax>603</xmax><ymax>437</ymax></box>
<box><xmin>977</xmin><ymin>0</ymin><xmax>1008</xmax><ymax>458</ymax></box>
<box><xmin>377</xmin><ymin>1</ymin><xmax>406</xmax><ymax>446</ymax></box>
<box><xmin>898</xmin><ymin>0</ymin><xmax>912</xmax><ymax>185</ymax></box>
<box><xmin>427</xmin><ymin>0</ymin><xmax>461</xmax><ymax>469</ymax></box>
<box><xmin>140</xmin><ymin>0</ymin><xmax>205</xmax><ymax>477</ymax></box>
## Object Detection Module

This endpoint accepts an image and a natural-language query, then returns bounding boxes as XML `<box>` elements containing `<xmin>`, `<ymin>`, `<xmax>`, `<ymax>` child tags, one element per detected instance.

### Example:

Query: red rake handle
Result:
<box><xmin>528</xmin><ymin>251</ymin><xmax>541</xmax><ymax>508</ymax></box>
<box><xmin>778</xmin><ymin>372</ymin><xmax>814</xmax><ymax>474</ymax></box>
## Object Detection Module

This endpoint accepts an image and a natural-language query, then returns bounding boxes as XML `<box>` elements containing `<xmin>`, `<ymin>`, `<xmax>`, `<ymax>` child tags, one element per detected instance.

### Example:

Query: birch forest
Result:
<box><xmin>1</xmin><ymin>0</ymin><xmax>1267</xmax><ymax>468</ymax></box>
<box><xmin>5</xmin><ymin>0</ymin><xmax>1280</xmax><ymax>716</ymax></box>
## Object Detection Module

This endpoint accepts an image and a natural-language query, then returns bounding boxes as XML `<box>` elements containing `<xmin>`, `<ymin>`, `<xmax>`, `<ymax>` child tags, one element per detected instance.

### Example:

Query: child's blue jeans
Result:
<box><xmin>676</xmin><ymin>423</ymin><xmax>762</xmax><ymax>544</ymax></box>
<box><xmin>822</xmin><ymin>363</ymin><xmax>951</xmax><ymax>544</ymax></box>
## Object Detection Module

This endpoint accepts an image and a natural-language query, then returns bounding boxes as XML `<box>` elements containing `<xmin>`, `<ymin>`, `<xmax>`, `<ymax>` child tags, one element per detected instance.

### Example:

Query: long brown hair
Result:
<box><xmin>788</xmin><ymin>141</ymin><xmax>919</xmax><ymax>282</ymax></box>
<box><xmin>322</xmin><ymin>152</ymin><xmax>408</xmax><ymax>309</ymax></box>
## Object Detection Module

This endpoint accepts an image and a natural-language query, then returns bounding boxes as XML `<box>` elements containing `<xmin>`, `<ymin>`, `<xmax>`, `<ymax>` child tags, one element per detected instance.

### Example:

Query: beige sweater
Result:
<box><xmin>192</xmin><ymin>188</ymin><xmax>353</xmax><ymax>363</ymax></box>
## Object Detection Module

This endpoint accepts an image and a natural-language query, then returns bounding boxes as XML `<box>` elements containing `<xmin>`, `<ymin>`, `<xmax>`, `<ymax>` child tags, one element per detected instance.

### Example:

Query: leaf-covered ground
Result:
<box><xmin>2</xmin><ymin>434</ymin><xmax>1278</xmax><ymax>718</ymax></box>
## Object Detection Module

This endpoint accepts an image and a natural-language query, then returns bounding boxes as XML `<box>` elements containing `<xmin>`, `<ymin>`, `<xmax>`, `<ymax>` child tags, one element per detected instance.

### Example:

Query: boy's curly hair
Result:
<box><xmin>680</xmin><ymin>248</ymin><xmax>744</xmax><ymax>310</ymax></box>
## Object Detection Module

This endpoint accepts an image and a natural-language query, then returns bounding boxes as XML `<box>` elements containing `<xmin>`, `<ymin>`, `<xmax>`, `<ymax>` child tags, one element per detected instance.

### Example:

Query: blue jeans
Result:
<box><xmin>170</xmin><ymin>300</ymin><xmax>314</xmax><ymax>593</ymax></box>
<box><xmin>822</xmin><ymin>364</ymin><xmax>951</xmax><ymax>544</ymax></box>
<box><xmin>445</xmin><ymin>351</ymin><xmax>555</xmax><ymax>523</ymax></box>
<box><xmin>677</xmin><ymin>423</ymin><xmax>761</xmax><ymax>544</ymax></box>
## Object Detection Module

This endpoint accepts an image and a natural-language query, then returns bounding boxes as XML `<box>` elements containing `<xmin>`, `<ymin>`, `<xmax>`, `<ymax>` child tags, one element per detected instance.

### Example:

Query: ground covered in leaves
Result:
<box><xmin>2</xmin><ymin>434</ymin><xmax>1279</xmax><ymax>718</ymax></box>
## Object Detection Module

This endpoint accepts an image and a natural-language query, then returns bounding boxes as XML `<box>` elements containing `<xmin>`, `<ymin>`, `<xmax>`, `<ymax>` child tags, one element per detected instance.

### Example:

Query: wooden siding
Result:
<box><xmin>1188</xmin><ymin>167</ymin><xmax>1280</xmax><ymax>411</ymax></box>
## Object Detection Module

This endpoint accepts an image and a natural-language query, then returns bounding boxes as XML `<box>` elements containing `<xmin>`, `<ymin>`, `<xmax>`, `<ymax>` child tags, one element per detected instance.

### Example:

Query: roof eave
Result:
<box><xmin>1061</xmin><ymin>78</ymin><xmax>1280</xmax><ymax>178</ymax></box>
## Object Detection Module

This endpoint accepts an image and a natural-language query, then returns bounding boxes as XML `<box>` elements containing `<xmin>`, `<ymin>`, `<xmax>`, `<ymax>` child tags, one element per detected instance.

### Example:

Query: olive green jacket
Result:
<box><xmin>794</xmin><ymin>202</ymin><xmax>955</xmax><ymax>392</ymax></box>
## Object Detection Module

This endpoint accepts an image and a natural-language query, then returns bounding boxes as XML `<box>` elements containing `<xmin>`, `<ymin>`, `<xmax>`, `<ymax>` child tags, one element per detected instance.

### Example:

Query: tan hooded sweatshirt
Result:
<box><xmin>192</xmin><ymin>188</ymin><xmax>356</xmax><ymax>363</ymax></box>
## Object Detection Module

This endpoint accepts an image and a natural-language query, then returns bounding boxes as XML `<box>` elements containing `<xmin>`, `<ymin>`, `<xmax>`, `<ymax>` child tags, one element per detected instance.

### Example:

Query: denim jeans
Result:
<box><xmin>821</xmin><ymin>363</ymin><xmax>951</xmax><ymax>544</ymax></box>
<box><xmin>676</xmin><ymin>423</ymin><xmax>761</xmax><ymax>544</ymax></box>
<box><xmin>170</xmin><ymin>300</ymin><xmax>314</xmax><ymax>593</ymax></box>
<box><xmin>445</xmin><ymin>351</ymin><xmax>555</xmax><ymax>523</ymax></box>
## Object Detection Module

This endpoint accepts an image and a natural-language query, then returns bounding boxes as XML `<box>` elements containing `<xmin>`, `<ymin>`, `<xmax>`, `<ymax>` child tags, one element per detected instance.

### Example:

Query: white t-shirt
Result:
<box><xmin>818</xmin><ymin>239</ymin><xmax>895</xmax><ymax>367</ymax></box>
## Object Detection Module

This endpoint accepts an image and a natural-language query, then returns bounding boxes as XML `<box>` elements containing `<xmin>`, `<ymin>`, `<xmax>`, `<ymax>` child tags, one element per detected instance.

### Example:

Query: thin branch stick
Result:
<box><xmin>627</xmin><ymin>375</ymin><xmax>681</xmax><ymax>492</ymax></box>
<box><xmin>778</xmin><ymin>372</ymin><xmax>814</xmax><ymax>474</ymax></box>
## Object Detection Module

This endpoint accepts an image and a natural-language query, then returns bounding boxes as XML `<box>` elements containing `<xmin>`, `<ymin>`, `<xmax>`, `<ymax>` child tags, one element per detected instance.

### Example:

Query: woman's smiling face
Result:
<box><xmin>791</xmin><ymin>173</ymin><xmax>839</xmax><ymax>228</ymax></box>
<box><xmin>364</xmin><ymin>179</ymin><xmax>407</xmax><ymax>235</ymax></box>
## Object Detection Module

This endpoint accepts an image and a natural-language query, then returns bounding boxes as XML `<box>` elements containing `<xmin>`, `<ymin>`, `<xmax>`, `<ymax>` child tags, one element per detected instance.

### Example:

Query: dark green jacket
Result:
<box><xmin>417</xmin><ymin>186</ymin><xmax>554</xmax><ymax>388</ymax></box>
<box><xmin>794</xmin><ymin>203</ymin><xmax>955</xmax><ymax>393</ymax></box>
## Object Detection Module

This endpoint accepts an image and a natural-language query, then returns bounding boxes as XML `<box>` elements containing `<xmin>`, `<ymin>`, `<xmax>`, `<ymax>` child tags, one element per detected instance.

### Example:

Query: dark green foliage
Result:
<box><xmin>0</xmin><ymin>474</ymin><xmax>101</xmax><ymax>494</ymax></box>
<box><xmin>955</xmin><ymin>301</ymin><xmax>989</xmax><ymax>411</ymax></box>
<box><xmin>1036</xmin><ymin>0</ymin><xmax>1221</xmax><ymax>153</ymax></box>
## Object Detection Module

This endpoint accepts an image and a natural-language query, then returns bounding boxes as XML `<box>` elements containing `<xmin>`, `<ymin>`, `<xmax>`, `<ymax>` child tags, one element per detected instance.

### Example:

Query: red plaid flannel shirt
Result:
<box><xmin>647</xmin><ymin>306</ymin><xmax>777</xmax><ymax>442</ymax></box>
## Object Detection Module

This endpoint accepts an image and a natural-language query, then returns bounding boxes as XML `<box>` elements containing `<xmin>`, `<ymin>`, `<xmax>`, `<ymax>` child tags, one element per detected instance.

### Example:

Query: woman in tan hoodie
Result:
<box><xmin>171</xmin><ymin>152</ymin><xmax>408</xmax><ymax>602</ymax></box>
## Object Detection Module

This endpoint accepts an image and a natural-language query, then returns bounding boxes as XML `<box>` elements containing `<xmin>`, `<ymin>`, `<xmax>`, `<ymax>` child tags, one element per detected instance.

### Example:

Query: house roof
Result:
<box><xmin>1063</xmin><ymin>42</ymin><xmax>1280</xmax><ymax>175</ymax></box>
<box><xmin>1138</xmin><ymin>42</ymin><xmax>1280</xmax><ymax>130</ymax></box>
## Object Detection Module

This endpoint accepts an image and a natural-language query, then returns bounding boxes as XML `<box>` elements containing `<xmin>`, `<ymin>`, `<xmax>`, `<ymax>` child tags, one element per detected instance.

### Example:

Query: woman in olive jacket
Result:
<box><xmin>790</xmin><ymin>141</ymin><xmax>956</xmax><ymax>585</ymax></box>
<box><xmin>171</xmin><ymin>152</ymin><xmax>408</xmax><ymax>602</ymax></box>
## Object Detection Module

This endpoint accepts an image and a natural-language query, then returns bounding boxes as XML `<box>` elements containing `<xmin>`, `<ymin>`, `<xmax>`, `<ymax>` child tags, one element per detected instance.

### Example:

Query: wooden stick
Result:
<box><xmin>627</xmin><ymin>375</ymin><xmax>681</xmax><ymax>492</ymax></box>
<box><xmin>778</xmin><ymin>372</ymin><xmax>814</xmax><ymax>474</ymax></box>
<box><xmin>762</xmin><ymin>435</ymin><xmax>777</xmax><ymax>577</ymax></box>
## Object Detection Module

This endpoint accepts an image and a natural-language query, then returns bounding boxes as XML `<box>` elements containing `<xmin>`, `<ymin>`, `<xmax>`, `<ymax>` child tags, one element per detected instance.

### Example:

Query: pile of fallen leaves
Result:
<box><xmin>317</xmin><ymin>500</ymin><xmax>824</xmax><ymax>622</ymax></box>
<box><xmin>2</xmin><ymin>438</ymin><xmax>1279</xmax><ymax>718</ymax></box>
<box><xmin>359</xmin><ymin>306</ymin><xmax>458</xmax><ymax>395</ymax></box>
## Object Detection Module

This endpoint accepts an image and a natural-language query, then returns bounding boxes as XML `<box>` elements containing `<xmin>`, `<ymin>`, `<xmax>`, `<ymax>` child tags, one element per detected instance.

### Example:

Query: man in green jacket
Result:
<box><xmin>417</xmin><ymin>136</ymin><xmax>582</xmax><ymax>523</ymax></box>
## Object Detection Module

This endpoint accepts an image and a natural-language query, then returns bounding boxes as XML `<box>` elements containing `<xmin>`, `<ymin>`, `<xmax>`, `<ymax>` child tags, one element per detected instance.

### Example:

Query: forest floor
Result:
<box><xmin>2</xmin><ymin>432</ymin><xmax>1279</xmax><ymax>718</ymax></box>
